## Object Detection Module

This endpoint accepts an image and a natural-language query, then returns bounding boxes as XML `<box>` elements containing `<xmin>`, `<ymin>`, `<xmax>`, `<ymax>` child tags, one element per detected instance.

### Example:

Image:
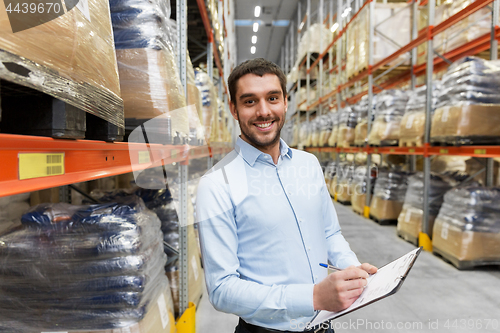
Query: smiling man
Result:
<box><xmin>196</xmin><ymin>58</ymin><xmax>377</xmax><ymax>333</ymax></box>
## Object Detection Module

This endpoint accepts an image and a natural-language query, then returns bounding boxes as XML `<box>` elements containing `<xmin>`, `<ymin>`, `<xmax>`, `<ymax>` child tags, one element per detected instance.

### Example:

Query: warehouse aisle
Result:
<box><xmin>196</xmin><ymin>202</ymin><xmax>500</xmax><ymax>333</ymax></box>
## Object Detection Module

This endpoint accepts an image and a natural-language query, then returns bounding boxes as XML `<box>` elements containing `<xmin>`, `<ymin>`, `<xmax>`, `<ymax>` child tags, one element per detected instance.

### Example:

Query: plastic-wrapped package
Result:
<box><xmin>397</xmin><ymin>173</ymin><xmax>452</xmax><ymax>243</ymax></box>
<box><xmin>335</xmin><ymin>163</ymin><xmax>355</xmax><ymax>204</ymax></box>
<box><xmin>350</xmin><ymin>166</ymin><xmax>377</xmax><ymax>215</ymax></box>
<box><xmin>310</xmin><ymin>118</ymin><xmax>320</xmax><ymax>147</ymax></box>
<box><xmin>324</xmin><ymin>161</ymin><xmax>337</xmax><ymax>189</ymax></box>
<box><xmin>399</xmin><ymin>83</ymin><xmax>440</xmax><ymax>147</ymax></box>
<box><xmin>430</xmin><ymin>57</ymin><xmax>500</xmax><ymax>145</ymax></box>
<box><xmin>418</xmin><ymin>1</ymin><xmax>490</xmax><ymax>66</ymax></box>
<box><xmin>327</xmin><ymin>113</ymin><xmax>339</xmax><ymax>147</ymax></box>
<box><xmin>432</xmin><ymin>186</ymin><xmax>500</xmax><ymax>267</ymax></box>
<box><xmin>0</xmin><ymin>198</ymin><xmax>172</xmax><ymax>331</ymax></box>
<box><xmin>318</xmin><ymin>114</ymin><xmax>333</xmax><ymax>147</ymax></box>
<box><xmin>337</xmin><ymin>107</ymin><xmax>357</xmax><ymax>148</ymax></box>
<box><xmin>369</xmin><ymin>169</ymin><xmax>411</xmax><ymax>223</ymax></box>
<box><xmin>297</xmin><ymin>23</ymin><xmax>333</xmax><ymax>63</ymax></box>
<box><xmin>368</xmin><ymin>90</ymin><xmax>409</xmax><ymax>146</ymax></box>
<box><xmin>0</xmin><ymin>0</ymin><xmax>123</xmax><ymax>127</ymax></box>
<box><xmin>112</xmin><ymin>0</ymin><xmax>189</xmax><ymax>143</ymax></box>
<box><xmin>195</xmin><ymin>69</ymin><xmax>219</xmax><ymax>143</ymax></box>
<box><xmin>347</xmin><ymin>3</ymin><xmax>410</xmax><ymax>78</ymax></box>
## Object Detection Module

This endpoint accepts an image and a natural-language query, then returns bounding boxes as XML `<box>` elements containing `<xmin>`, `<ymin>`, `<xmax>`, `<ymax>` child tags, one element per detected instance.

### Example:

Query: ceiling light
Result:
<box><xmin>254</xmin><ymin>6</ymin><xmax>261</xmax><ymax>17</ymax></box>
<box><xmin>341</xmin><ymin>7</ymin><xmax>352</xmax><ymax>18</ymax></box>
<box><xmin>299</xmin><ymin>22</ymin><xmax>304</xmax><ymax>30</ymax></box>
<box><xmin>252</xmin><ymin>35</ymin><xmax>257</xmax><ymax>44</ymax></box>
<box><xmin>251</xmin><ymin>46</ymin><xmax>256</xmax><ymax>54</ymax></box>
<box><xmin>253</xmin><ymin>22</ymin><xmax>259</xmax><ymax>32</ymax></box>
<box><xmin>330</xmin><ymin>22</ymin><xmax>339</xmax><ymax>33</ymax></box>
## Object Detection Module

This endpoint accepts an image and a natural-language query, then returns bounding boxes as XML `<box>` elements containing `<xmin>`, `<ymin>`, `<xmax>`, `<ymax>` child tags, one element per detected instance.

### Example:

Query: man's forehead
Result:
<box><xmin>236</xmin><ymin>73</ymin><xmax>282</xmax><ymax>97</ymax></box>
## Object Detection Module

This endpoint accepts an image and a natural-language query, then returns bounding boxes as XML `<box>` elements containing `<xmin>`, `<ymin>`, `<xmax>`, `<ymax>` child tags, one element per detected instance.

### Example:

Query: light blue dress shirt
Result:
<box><xmin>196</xmin><ymin>137</ymin><xmax>361</xmax><ymax>331</ymax></box>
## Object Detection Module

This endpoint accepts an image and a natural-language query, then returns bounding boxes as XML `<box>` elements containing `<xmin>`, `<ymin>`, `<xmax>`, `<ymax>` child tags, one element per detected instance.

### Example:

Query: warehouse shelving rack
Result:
<box><xmin>0</xmin><ymin>0</ymin><xmax>234</xmax><ymax>330</ymax></box>
<box><xmin>284</xmin><ymin>0</ymin><xmax>500</xmax><ymax>251</ymax></box>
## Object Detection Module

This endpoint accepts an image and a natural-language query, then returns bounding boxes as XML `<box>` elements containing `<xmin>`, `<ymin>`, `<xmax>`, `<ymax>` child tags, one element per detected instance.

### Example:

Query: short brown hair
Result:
<box><xmin>228</xmin><ymin>58</ymin><xmax>287</xmax><ymax>103</ymax></box>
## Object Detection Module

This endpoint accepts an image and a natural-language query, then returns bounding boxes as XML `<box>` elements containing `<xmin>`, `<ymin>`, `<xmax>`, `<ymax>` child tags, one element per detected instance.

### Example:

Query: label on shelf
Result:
<box><xmin>474</xmin><ymin>149</ymin><xmax>487</xmax><ymax>155</ymax></box>
<box><xmin>409</xmin><ymin>149</ymin><xmax>415</xmax><ymax>153</ymax></box>
<box><xmin>171</xmin><ymin>149</ymin><xmax>179</xmax><ymax>158</ymax></box>
<box><xmin>138</xmin><ymin>151</ymin><xmax>151</xmax><ymax>164</ymax></box>
<box><xmin>440</xmin><ymin>149</ymin><xmax>448</xmax><ymax>155</ymax></box>
<box><xmin>18</xmin><ymin>153</ymin><xmax>64</xmax><ymax>180</ymax></box>
<box><xmin>157</xmin><ymin>293</ymin><xmax>170</xmax><ymax>329</ymax></box>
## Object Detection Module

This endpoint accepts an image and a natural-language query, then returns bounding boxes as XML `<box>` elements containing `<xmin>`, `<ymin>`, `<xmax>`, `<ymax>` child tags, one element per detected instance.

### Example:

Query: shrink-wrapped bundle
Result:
<box><xmin>337</xmin><ymin>107</ymin><xmax>357</xmax><ymax>148</ymax></box>
<box><xmin>367</xmin><ymin>90</ymin><xmax>408</xmax><ymax>146</ymax></box>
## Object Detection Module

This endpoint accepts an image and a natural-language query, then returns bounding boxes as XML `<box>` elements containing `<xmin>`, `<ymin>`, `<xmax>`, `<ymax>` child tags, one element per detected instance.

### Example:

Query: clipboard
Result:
<box><xmin>307</xmin><ymin>247</ymin><xmax>422</xmax><ymax>329</ymax></box>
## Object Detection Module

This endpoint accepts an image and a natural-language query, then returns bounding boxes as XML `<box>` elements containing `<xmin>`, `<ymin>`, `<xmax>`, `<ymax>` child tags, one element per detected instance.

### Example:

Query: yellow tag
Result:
<box><xmin>171</xmin><ymin>149</ymin><xmax>179</xmax><ymax>158</ymax></box>
<box><xmin>440</xmin><ymin>149</ymin><xmax>448</xmax><ymax>154</ymax></box>
<box><xmin>409</xmin><ymin>149</ymin><xmax>415</xmax><ymax>153</ymax></box>
<box><xmin>19</xmin><ymin>153</ymin><xmax>64</xmax><ymax>180</ymax></box>
<box><xmin>190</xmin><ymin>149</ymin><xmax>196</xmax><ymax>156</ymax></box>
<box><xmin>373</xmin><ymin>148</ymin><xmax>379</xmax><ymax>153</ymax></box>
<box><xmin>390</xmin><ymin>149</ymin><xmax>395</xmax><ymax>153</ymax></box>
<box><xmin>474</xmin><ymin>149</ymin><xmax>486</xmax><ymax>155</ymax></box>
<box><xmin>138</xmin><ymin>151</ymin><xmax>150</xmax><ymax>164</ymax></box>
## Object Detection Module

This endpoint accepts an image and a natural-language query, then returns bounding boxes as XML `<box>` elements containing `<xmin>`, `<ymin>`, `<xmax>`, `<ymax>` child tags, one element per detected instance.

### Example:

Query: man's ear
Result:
<box><xmin>229</xmin><ymin>101</ymin><xmax>239</xmax><ymax>121</ymax></box>
<box><xmin>284</xmin><ymin>96</ymin><xmax>288</xmax><ymax>112</ymax></box>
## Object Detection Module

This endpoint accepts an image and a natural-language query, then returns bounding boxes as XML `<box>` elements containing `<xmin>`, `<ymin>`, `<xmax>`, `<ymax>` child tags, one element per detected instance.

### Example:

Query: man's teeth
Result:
<box><xmin>256</xmin><ymin>122</ymin><xmax>272</xmax><ymax>128</ymax></box>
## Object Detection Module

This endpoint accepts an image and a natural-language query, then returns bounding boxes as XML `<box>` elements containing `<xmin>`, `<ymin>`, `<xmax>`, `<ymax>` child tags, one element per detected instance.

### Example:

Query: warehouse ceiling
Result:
<box><xmin>234</xmin><ymin>0</ymin><xmax>301</xmax><ymax>66</ymax></box>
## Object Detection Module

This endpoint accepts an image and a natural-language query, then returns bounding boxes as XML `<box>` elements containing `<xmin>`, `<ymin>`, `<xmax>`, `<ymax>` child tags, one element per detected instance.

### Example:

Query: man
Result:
<box><xmin>196</xmin><ymin>58</ymin><xmax>377</xmax><ymax>333</ymax></box>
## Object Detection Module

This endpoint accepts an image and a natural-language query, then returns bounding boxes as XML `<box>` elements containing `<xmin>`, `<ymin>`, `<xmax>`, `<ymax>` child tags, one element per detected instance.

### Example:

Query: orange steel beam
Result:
<box><xmin>298</xmin><ymin>13</ymin><xmax>308</xmax><ymax>33</ymax></box>
<box><xmin>432</xmin><ymin>0</ymin><xmax>493</xmax><ymax>37</ymax></box>
<box><xmin>0</xmin><ymin>134</ymin><xmax>231</xmax><ymax>197</ymax></box>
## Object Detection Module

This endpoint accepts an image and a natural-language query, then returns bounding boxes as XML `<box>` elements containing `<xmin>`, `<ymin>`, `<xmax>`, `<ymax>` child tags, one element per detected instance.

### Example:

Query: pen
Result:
<box><xmin>319</xmin><ymin>263</ymin><xmax>343</xmax><ymax>272</ymax></box>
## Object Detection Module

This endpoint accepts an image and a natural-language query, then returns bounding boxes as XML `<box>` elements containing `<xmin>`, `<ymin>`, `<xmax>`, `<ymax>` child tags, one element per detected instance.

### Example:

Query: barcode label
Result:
<box><xmin>47</xmin><ymin>165</ymin><xmax>63</xmax><ymax>175</ymax></box>
<box><xmin>47</xmin><ymin>154</ymin><xmax>62</xmax><ymax>164</ymax></box>
<box><xmin>19</xmin><ymin>153</ymin><xmax>65</xmax><ymax>180</ymax></box>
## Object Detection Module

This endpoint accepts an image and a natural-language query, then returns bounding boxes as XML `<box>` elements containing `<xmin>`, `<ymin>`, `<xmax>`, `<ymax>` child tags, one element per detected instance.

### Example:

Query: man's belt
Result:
<box><xmin>238</xmin><ymin>318</ymin><xmax>327</xmax><ymax>333</ymax></box>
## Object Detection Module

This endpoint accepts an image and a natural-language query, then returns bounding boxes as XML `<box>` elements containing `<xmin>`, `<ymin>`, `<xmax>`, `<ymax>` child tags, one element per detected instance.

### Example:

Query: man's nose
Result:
<box><xmin>256</xmin><ymin>100</ymin><xmax>272</xmax><ymax>118</ymax></box>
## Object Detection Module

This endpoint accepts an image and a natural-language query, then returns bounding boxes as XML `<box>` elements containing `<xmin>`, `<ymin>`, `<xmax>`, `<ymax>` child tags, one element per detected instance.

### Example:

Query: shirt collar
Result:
<box><xmin>235</xmin><ymin>137</ymin><xmax>293</xmax><ymax>166</ymax></box>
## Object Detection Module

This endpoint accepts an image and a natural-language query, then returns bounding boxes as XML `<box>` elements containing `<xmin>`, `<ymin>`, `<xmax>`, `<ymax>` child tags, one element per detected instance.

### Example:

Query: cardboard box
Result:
<box><xmin>369</xmin><ymin>196</ymin><xmax>404</xmax><ymax>222</ymax></box>
<box><xmin>431</xmin><ymin>104</ymin><xmax>500</xmax><ymax>141</ymax></box>
<box><xmin>351</xmin><ymin>191</ymin><xmax>366</xmax><ymax>215</ymax></box>
<box><xmin>0</xmin><ymin>0</ymin><xmax>122</xmax><ymax>125</ymax></box>
<box><xmin>433</xmin><ymin>218</ymin><xmax>500</xmax><ymax>262</ymax></box>
<box><xmin>354</xmin><ymin>121</ymin><xmax>368</xmax><ymax>146</ymax></box>
<box><xmin>337</xmin><ymin>125</ymin><xmax>355</xmax><ymax>148</ymax></box>
<box><xmin>335</xmin><ymin>181</ymin><xmax>351</xmax><ymax>203</ymax></box>
<box><xmin>117</xmin><ymin>48</ymin><xmax>189</xmax><ymax>137</ymax></box>
<box><xmin>397</xmin><ymin>206</ymin><xmax>436</xmax><ymax>241</ymax></box>
<box><xmin>328</xmin><ymin>176</ymin><xmax>338</xmax><ymax>197</ymax></box>
<box><xmin>399</xmin><ymin>111</ymin><xmax>426</xmax><ymax>146</ymax></box>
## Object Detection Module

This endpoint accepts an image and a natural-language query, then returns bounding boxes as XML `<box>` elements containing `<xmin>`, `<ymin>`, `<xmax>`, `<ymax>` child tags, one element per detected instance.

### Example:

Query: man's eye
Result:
<box><xmin>269</xmin><ymin>96</ymin><xmax>278</xmax><ymax>101</ymax></box>
<box><xmin>245</xmin><ymin>100</ymin><xmax>255</xmax><ymax>104</ymax></box>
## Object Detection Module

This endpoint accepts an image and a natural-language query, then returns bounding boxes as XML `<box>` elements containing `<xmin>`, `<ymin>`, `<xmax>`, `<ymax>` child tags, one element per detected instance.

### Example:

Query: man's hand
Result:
<box><xmin>313</xmin><ymin>266</ymin><xmax>369</xmax><ymax>312</ymax></box>
<box><xmin>358</xmin><ymin>263</ymin><xmax>378</xmax><ymax>275</ymax></box>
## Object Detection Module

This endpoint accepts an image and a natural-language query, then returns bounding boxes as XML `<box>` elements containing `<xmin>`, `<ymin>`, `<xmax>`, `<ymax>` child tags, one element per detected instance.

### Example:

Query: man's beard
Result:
<box><xmin>236</xmin><ymin>111</ymin><xmax>285</xmax><ymax>148</ymax></box>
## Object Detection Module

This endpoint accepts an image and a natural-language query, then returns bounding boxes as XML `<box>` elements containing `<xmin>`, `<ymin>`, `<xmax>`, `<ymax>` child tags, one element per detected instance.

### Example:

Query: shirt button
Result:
<box><xmin>307</xmin><ymin>247</ymin><xmax>311</xmax><ymax>251</ymax></box>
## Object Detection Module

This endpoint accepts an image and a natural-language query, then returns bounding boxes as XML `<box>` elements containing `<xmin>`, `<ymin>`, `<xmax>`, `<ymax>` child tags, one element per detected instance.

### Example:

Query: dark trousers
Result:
<box><xmin>234</xmin><ymin>320</ymin><xmax>335</xmax><ymax>333</ymax></box>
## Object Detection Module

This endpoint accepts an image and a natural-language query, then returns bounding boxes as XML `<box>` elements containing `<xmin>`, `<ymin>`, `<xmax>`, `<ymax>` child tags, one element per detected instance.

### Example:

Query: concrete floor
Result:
<box><xmin>196</xmin><ymin>202</ymin><xmax>500</xmax><ymax>333</ymax></box>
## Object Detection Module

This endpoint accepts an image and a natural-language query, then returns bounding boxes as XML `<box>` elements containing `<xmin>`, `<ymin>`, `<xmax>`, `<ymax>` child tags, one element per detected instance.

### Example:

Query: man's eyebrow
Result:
<box><xmin>267</xmin><ymin>90</ymin><xmax>282</xmax><ymax>96</ymax></box>
<box><xmin>239</xmin><ymin>93</ymin><xmax>256</xmax><ymax>100</ymax></box>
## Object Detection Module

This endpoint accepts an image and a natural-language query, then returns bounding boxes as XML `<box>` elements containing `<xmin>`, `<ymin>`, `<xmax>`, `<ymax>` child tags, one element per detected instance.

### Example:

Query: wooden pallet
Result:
<box><xmin>399</xmin><ymin>137</ymin><xmax>423</xmax><ymax>148</ymax></box>
<box><xmin>369</xmin><ymin>215</ymin><xmax>398</xmax><ymax>226</ymax></box>
<box><xmin>397</xmin><ymin>230</ymin><xmax>419</xmax><ymax>246</ymax></box>
<box><xmin>369</xmin><ymin>140</ymin><xmax>399</xmax><ymax>148</ymax></box>
<box><xmin>0</xmin><ymin>80</ymin><xmax>123</xmax><ymax>141</ymax></box>
<box><xmin>432</xmin><ymin>246</ymin><xmax>500</xmax><ymax>270</ymax></box>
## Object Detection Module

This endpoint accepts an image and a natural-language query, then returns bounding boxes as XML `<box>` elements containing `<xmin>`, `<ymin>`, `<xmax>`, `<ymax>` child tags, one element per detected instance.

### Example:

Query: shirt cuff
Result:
<box><xmin>285</xmin><ymin>284</ymin><xmax>315</xmax><ymax>318</ymax></box>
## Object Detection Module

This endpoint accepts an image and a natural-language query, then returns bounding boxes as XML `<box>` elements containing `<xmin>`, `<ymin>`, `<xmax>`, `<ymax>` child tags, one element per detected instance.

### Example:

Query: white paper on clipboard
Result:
<box><xmin>308</xmin><ymin>247</ymin><xmax>422</xmax><ymax>328</ymax></box>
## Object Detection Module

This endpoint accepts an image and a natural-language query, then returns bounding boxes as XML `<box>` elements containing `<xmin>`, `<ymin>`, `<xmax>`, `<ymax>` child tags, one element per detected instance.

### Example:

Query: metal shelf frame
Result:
<box><xmin>284</xmin><ymin>0</ymin><xmax>500</xmax><ymax>249</ymax></box>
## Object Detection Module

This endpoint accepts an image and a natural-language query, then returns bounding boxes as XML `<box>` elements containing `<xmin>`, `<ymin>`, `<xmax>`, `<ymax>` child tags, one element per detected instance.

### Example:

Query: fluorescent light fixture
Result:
<box><xmin>253</xmin><ymin>22</ymin><xmax>259</xmax><ymax>32</ymax></box>
<box><xmin>254</xmin><ymin>6</ymin><xmax>261</xmax><ymax>17</ymax></box>
<box><xmin>251</xmin><ymin>46</ymin><xmax>256</xmax><ymax>54</ymax></box>
<box><xmin>330</xmin><ymin>22</ymin><xmax>339</xmax><ymax>32</ymax></box>
<box><xmin>341</xmin><ymin>7</ymin><xmax>352</xmax><ymax>18</ymax></box>
<box><xmin>299</xmin><ymin>22</ymin><xmax>304</xmax><ymax>30</ymax></box>
<box><xmin>252</xmin><ymin>35</ymin><xmax>257</xmax><ymax>44</ymax></box>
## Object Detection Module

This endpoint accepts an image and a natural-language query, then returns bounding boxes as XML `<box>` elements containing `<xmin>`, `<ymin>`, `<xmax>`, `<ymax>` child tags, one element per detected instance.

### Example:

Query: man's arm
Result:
<box><xmin>196</xmin><ymin>175</ymin><xmax>314</xmax><ymax>324</ymax></box>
